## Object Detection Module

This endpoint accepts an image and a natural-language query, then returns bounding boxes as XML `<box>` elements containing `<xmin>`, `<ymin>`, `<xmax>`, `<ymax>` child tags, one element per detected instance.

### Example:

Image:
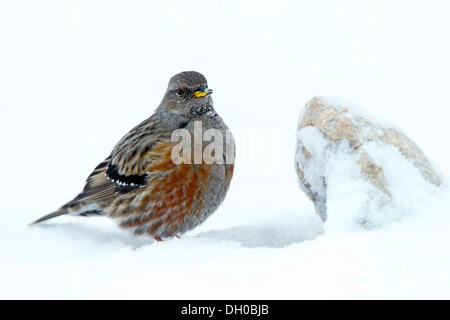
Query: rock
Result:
<box><xmin>295</xmin><ymin>96</ymin><xmax>443</xmax><ymax>226</ymax></box>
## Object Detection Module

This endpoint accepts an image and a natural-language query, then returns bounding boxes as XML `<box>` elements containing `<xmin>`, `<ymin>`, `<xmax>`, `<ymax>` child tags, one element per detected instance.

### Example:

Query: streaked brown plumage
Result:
<box><xmin>32</xmin><ymin>71</ymin><xmax>235</xmax><ymax>241</ymax></box>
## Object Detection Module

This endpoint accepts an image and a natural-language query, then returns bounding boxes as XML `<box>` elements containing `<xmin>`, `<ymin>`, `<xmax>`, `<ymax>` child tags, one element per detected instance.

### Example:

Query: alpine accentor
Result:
<box><xmin>32</xmin><ymin>71</ymin><xmax>235</xmax><ymax>241</ymax></box>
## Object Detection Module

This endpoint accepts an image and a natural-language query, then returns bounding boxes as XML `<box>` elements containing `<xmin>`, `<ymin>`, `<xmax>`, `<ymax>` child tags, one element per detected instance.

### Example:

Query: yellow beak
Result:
<box><xmin>193</xmin><ymin>88</ymin><xmax>213</xmax><ymax>98</ymax></box>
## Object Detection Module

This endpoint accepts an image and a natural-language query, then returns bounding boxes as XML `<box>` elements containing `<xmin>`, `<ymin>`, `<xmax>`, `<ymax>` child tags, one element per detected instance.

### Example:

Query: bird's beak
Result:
<box><xmin>193</xmin><ymin>87</ymin><xmax>213</xmax><ymax>98</ymax></box>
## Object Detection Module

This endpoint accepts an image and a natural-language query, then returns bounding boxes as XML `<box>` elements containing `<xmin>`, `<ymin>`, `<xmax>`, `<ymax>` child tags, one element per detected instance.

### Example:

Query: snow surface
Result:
<box><xmin>1</xmin><ymin>1</ymin><xmax>450</xmax><ymax>299</ymax></box>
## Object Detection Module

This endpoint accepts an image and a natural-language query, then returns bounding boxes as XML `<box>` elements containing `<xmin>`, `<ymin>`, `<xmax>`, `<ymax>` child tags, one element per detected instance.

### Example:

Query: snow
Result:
<box><xmin>1</xmin><ymin>0</ymin><xmax>450</xmax><ymax>299</ymax></box>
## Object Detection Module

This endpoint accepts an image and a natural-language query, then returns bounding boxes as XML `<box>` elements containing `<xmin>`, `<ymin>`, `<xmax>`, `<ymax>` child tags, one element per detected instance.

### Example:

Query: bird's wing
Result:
<box><xmin>66</xmin><ymin>118</ymin><xmax>173</xmax><ymax>207</ymax></box>
<box><xmin>63</xmin><ymin>157</ymin><xmax>121</xmax><ymax>206</ymax></box>
<box><xmin>33</xmin><ymin>116</ymin><xmax>185</xmax><ymax>224</ymax></box>
<box><xmin>108</xmin><ymin>117</ymin><xmax>167</xmax><ymax>178</ymax></box>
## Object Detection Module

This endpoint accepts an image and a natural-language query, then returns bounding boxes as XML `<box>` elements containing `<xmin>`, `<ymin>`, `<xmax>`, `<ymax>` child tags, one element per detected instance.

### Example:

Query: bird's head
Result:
<box><xmin>161</xmin><ymin>71</ymin><xmax>214</xmax><ymax>119</ymax></box>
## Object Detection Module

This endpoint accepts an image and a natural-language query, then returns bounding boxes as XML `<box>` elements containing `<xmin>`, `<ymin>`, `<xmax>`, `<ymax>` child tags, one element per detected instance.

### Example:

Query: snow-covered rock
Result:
<box><xmin>295</xmin><ymin>96</ymin><xmax>443</xmax><ymax>228</ymax></box>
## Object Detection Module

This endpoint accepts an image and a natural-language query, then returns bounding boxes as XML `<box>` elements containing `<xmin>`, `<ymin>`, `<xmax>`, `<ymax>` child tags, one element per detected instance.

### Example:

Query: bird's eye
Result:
<box><xmin>176</xmin><ymin>88</ymin><xmax>185</xmax><ymax>96</ymax></box>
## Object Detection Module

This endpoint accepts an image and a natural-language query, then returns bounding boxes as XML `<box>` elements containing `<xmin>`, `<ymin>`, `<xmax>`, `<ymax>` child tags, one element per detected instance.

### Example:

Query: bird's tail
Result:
<box><xmin>30</xmin><ymin>208</ymin><xmax>69</xmax><ymax>225</ymax></box>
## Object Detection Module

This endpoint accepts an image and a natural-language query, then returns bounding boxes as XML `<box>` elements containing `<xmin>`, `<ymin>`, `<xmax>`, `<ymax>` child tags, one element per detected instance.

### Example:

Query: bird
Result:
<box><xmin>32</xmin><ymin>71</ymin><xmax>235</xmax><ymax>241</ymax></box>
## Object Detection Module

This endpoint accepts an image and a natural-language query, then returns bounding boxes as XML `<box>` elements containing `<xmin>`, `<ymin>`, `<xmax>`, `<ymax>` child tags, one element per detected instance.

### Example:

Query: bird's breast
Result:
<box><xmin>109</xmin><ymin>141</ymin><xmax>232</xmax><ymax>237</ymax></box>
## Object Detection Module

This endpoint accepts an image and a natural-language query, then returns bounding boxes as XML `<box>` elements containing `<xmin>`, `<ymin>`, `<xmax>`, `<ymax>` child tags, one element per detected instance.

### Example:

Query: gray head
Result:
<box><xmin>160</xmin><ymin>71</ymin><xmax>214</xmax><ymax>119</ymax></box>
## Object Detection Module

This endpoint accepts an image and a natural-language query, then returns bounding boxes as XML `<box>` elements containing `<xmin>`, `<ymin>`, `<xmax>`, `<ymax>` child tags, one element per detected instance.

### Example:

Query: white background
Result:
<box><xmin>1</xmin><ymin>0</ymin><xmax>450</xmax><ymax>299</ymax></box>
